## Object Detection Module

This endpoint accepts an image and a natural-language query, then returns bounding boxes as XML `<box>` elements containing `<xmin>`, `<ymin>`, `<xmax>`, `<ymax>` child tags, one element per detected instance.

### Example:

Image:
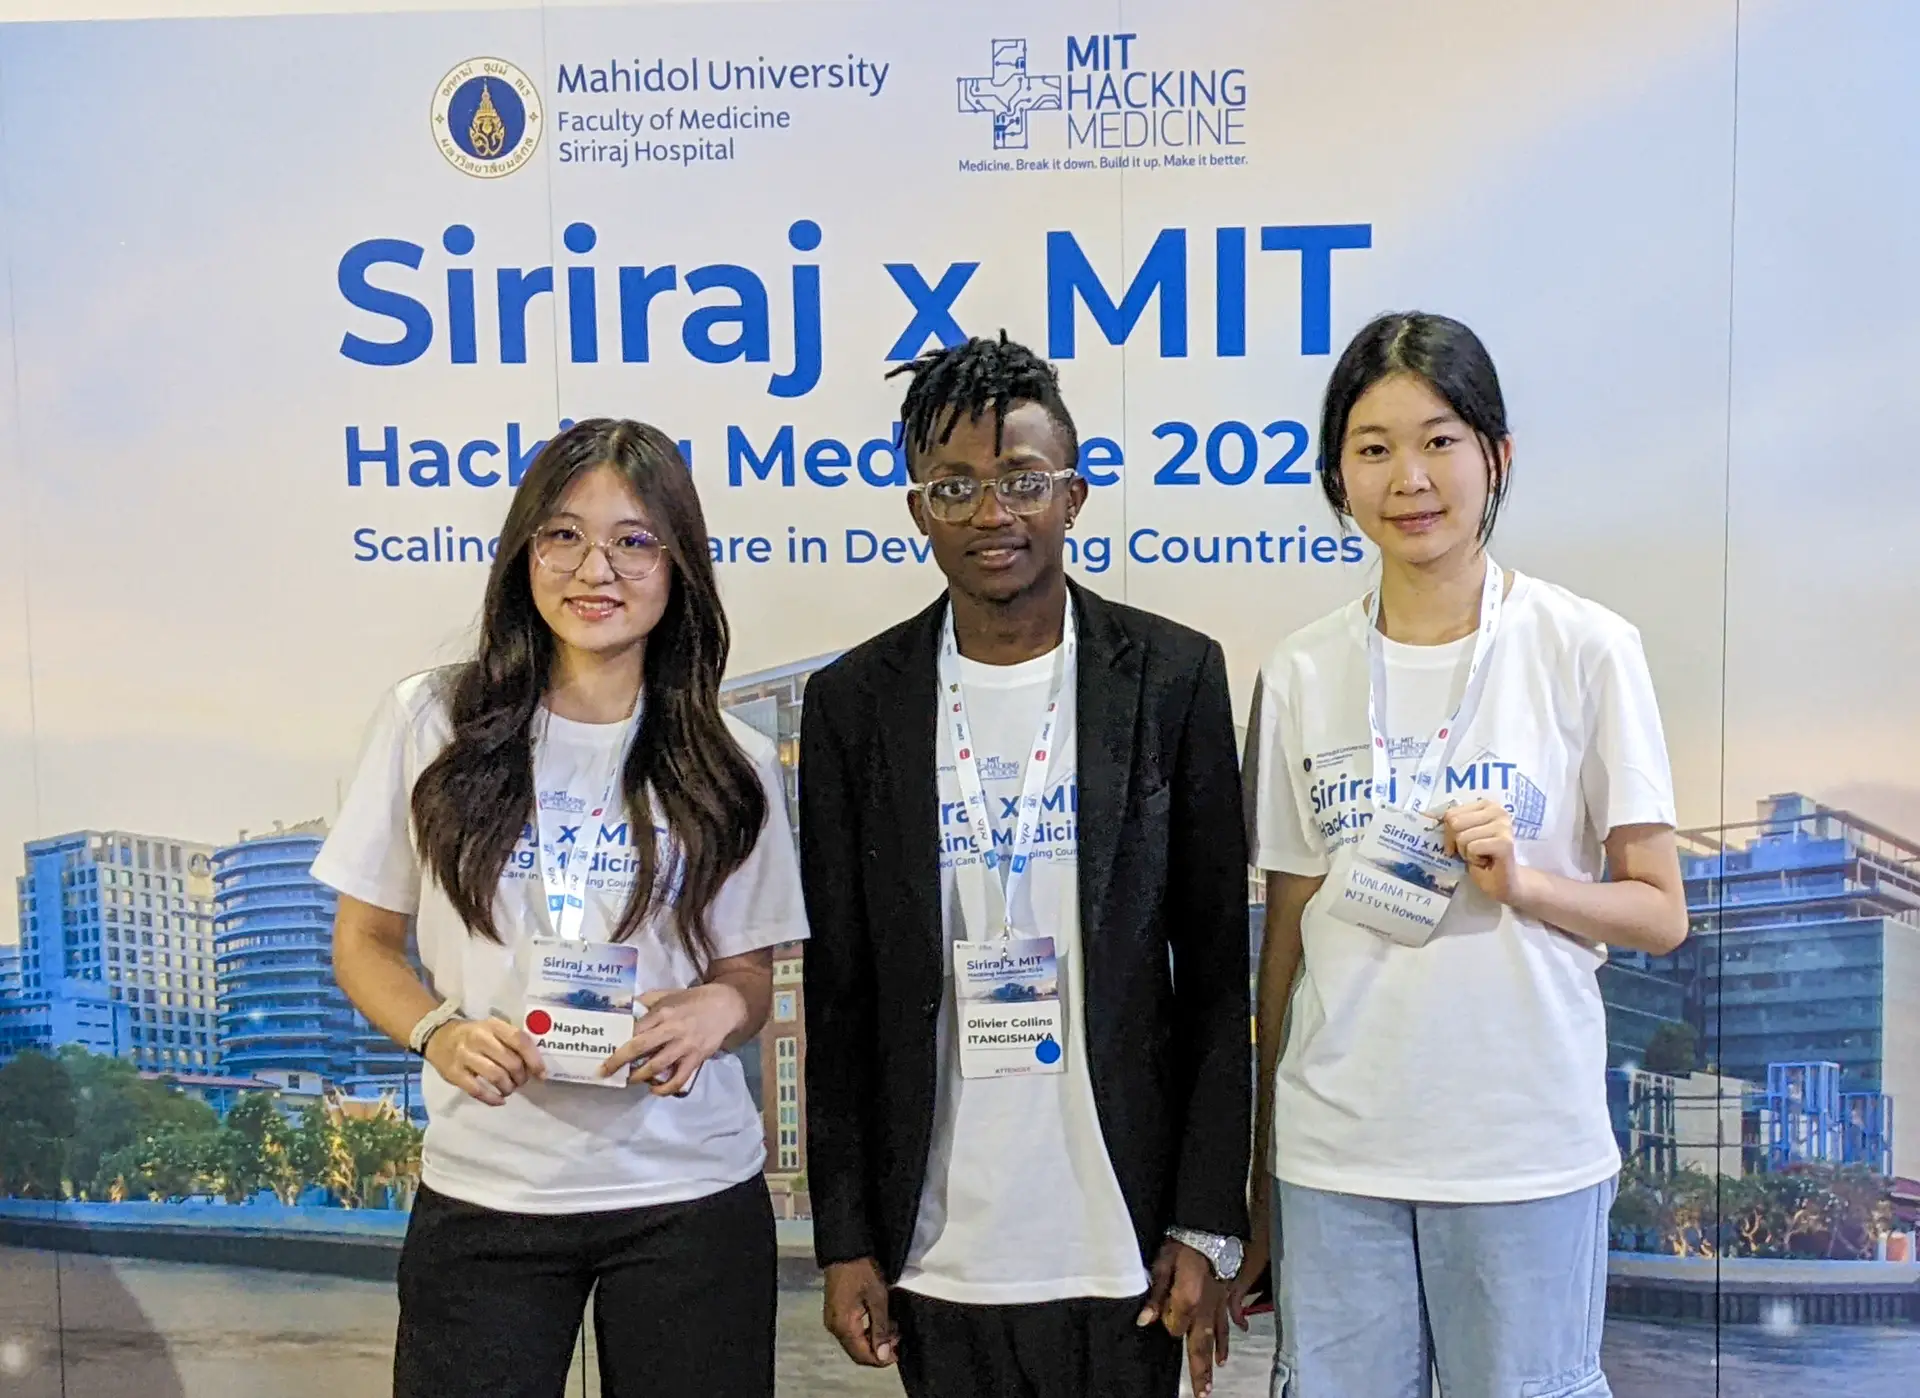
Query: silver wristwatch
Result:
<box><xmin>1165</xmin><ymin>1226</ymin><xmax>1245</xmax><ymax>1282</ymax></box>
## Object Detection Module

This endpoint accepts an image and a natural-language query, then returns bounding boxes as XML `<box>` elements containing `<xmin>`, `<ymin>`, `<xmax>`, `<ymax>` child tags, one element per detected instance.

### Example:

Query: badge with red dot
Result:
<box><xmin>522</xmin><ymin>938</ymin><xmax>641</xmax><ymax>1087</ymax></box>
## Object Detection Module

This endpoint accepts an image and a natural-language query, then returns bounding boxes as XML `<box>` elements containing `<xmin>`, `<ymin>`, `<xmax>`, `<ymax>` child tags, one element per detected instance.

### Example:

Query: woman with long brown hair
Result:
<box><xmin>317</xmin><ymin>418</ymin><xmax>805</xmax><ymax>1398</ymax></box>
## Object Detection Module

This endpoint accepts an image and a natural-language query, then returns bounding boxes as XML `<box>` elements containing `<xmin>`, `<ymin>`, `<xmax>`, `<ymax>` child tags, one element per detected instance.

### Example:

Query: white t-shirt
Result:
<box><xmin>896</xmin><ymin>647</ymin><xmax>1149</xmax><ymax>1305</ymax></box>
<box><xmin>311</xmin><ymin>671</ymin><xmax>808</xmax><ymax>1215</ymax></box>
<box><xmin>1250</xmin><ymin>572</ymin><xmax>1675</xmax><ymax>1203</ymax></box>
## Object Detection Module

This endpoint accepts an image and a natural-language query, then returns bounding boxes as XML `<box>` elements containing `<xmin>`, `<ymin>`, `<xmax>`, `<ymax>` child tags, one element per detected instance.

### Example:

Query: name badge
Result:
<box><xmin>1324</xmin><ymin>807</ymin><xmax>1466</xmax><ymax>947</ymax></box>
<box><xmin>518</xmin><ymin>936</ymin><xmax>640</xmax><ymax>1087</ymax></box>
<box><xmin>953</xmin><ymin>937</ymin><xmax>1066</xmax><ymax>1079</ymax></box>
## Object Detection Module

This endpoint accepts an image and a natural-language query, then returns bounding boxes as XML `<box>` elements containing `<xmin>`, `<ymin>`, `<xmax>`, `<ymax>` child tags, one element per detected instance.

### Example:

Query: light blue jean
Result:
<box><xmin>1271</xmin><ymin>1177</ymin><xmax>1616</xmax><ymax>1398</ymax></box>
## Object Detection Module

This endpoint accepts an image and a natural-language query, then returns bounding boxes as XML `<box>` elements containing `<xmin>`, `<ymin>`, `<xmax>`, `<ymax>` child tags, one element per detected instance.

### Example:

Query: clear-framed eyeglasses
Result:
<box><xmin>908</xmin><ymin>468</ymin><xmax>1078</xmax><ymax>524</ymax></box>
<box><xmin>531</xmin><ymin>524</ymin><xmax>668</xmax><ymax>581</ymax></box>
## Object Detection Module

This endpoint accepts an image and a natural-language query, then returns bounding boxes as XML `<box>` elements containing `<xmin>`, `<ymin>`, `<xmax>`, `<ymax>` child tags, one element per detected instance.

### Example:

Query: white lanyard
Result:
<box><xmin>939</xmin><ymin>599</ymin><xmax>1076</xmax><ymax>940</ymax></box>
<box><xmin>1365</xmin><ymin>556</ymin><xmax>1504</xmax><ymax>816</ymax></box>
<box><xmin>536</xmin><ymin>700</ymin><xmax>642</xmax><ymax>944</ymax></box>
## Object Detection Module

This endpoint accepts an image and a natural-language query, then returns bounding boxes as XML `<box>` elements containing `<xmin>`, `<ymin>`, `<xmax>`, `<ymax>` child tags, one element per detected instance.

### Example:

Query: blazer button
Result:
<box><xmin>921</xmin><ymin>997</ymin><xmax>941</xmax><ymax>1018</ymax></box>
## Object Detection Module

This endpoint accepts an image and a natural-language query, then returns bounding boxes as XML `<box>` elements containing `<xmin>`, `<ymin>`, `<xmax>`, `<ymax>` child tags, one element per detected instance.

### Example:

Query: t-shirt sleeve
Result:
<box><xmin>1579</xmin><ymin>623</ymin><xmax>1678</xmax><ymax>838</ymax></box>
<box><xmin>311</xmin><ymin>686</ymin><xmax>424</xmax><ymax>915</ymax></box>
<box><xmin>705</xmin><ymin>741</ymin><xmax>810</xmax><ymax>960</ymax></box>
<box><xmin>1249</xmin><ymin>662</ymin><xmax>1330</xmax><ymax>876</ymax></box>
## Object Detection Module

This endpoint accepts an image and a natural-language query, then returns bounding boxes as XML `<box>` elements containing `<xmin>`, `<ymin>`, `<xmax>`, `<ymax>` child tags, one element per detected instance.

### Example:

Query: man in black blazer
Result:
<box><xmin>800</xmin><ymin>334</ymin><xmax>1250</xmax><ymax>1398</ymax></box>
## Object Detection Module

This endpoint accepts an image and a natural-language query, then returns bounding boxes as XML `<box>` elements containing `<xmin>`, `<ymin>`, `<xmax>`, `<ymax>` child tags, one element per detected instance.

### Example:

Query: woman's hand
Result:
<box><xmin>1440</xmin><ymin>800</ymin><xmax>1536</xmax><ymax>908</ymax></box>
<box><xmin>1224</xmin><ymin>1211</ymin><xmax>1271</xmax><ymax>1332</ymax></box>
<box><xmin>425</xmin><ymin>1019</ymin><xmax>546</xmax><ymax>1106</ymax></box>
<box><xmin>603</xmin><ymin>983</ymin><xmax>750</xmax><ymax>1096</ymax></box>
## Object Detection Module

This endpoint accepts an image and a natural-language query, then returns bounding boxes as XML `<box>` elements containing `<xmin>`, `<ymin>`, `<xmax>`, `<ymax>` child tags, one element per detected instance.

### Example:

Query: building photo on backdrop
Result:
<box><xmin>0</xmin><ymin>1</ymin><xmax>1916</xmax><ymax>1396</ymax></box>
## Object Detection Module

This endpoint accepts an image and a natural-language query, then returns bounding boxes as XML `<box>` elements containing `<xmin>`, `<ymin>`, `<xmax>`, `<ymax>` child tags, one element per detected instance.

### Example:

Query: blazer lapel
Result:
<box><xmin>875</xmin><ymin>596</ymin><xmax>947</xmax><ymax>993</ymax></box>
<box><xmin>1070</xmin><ymin>581</ymin><xmax>1139</xmax><ymax>948</ymax></box>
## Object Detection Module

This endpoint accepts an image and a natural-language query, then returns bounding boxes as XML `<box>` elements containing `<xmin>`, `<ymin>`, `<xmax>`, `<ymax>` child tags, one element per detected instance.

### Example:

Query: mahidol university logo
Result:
<box><xmin>432</xmin><ymin>58</ymin><xmax>544</xmax><ymax>178</ymax></box>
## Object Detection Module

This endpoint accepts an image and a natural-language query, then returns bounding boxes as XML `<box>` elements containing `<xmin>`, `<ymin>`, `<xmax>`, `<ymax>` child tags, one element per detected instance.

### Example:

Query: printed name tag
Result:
<box><xmin>1325</xmin><ymin>808</ymin><xmax>1466</xmax><ymax>947</ymax></box>
<box><xmin>953</xmin><ymin>937</ymin><xmax>1066</xmax><ymax>1079</ymax></box>
<box><xmin>520</xmin><ymin>937</ymin><xmax>640</xmax><ymax>1087</ymax></box>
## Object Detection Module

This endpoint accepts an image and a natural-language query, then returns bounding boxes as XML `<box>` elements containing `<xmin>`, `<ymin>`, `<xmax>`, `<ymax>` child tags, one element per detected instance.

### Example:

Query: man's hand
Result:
<box><xmin>1138</xmin><ymin>1239</ymin><xmax>1224</xmax><ymax>1398</ymax></box>
<box><xmin>823</xmin><ymin>1257</ymin><xmax>898</xmax><ymax>1368</ymax></box>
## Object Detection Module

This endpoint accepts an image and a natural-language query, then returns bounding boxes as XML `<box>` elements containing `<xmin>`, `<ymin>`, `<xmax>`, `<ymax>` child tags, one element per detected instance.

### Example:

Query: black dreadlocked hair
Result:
<box><xmin>887</xmin><ymin>332</ymin><xmax>1080</xmax><ymax>478</ymax></box>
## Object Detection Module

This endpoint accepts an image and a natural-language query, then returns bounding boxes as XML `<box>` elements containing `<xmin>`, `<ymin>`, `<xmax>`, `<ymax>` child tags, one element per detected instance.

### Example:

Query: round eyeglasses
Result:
<box><xmin>908</xmin><ymin>468</ymin><xmax>1078</xmax><ymax>524</ymax></box>
<box><xmin>532</xmin><ymin>524</ymin><xmax>667</xmax><ymax>581</ymax></box>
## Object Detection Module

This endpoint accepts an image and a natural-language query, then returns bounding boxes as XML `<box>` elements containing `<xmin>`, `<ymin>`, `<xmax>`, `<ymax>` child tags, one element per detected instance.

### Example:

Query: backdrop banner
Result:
<box><xmin>0</xmin><ymin>3</ymin><xmax>1915</xmax><ymax>1397</ymax></box>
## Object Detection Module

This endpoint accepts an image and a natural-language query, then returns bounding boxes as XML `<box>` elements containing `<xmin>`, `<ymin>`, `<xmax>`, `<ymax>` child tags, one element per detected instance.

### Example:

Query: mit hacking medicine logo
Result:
<box><xmin>978</xmin><ymin>754</ymin><xmax>1022</xmax><ymax>782</ymax></box>
<box><xmin>432</xmin><ymin>58</ymin><xmax>544</xmax><ymax>178</ymax></box>
<box><xmin>954</xmin><ymin>33</ymin><xmax>1249</xmax><ymax>166</ymax></box>
<box><xmin>957</xmin><ymin>39</ymin><xmax>1062</xmax><ymax>150</ymax></box>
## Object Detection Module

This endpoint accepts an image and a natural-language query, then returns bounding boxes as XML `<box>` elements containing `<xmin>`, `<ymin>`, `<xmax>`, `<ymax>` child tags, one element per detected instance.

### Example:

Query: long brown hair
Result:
<box><xmin>409</xmin><ymin>418</ymin><xmax>764</xmax><ymax>967</ymax></box>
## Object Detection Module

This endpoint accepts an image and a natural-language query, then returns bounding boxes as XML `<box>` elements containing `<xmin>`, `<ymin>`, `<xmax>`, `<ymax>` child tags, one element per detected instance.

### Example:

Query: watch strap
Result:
<box><xmin>408</xmin><ymin>1000</ymin><xmax>463</xmax><ymax>1055</ymax></box>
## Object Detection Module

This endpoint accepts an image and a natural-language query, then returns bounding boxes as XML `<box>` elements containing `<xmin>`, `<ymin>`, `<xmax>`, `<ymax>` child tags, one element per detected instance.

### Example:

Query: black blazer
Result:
<box><xmin>799</xmin><ymin>581</ymin><xmax>1251</xmax><ymax>1279</ymax></box>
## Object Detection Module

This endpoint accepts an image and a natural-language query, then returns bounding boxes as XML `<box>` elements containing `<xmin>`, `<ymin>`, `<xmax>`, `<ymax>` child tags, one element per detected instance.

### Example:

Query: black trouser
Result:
<box><xmin>892</xmin><ymin>1289</ymin><xmax>1181</xmax><ymax>1398</ymax></box>
<box><xmin>394</xmin><ymin>1177</ymin><xmax>775</xmax><ymax>1398</ymax></box>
